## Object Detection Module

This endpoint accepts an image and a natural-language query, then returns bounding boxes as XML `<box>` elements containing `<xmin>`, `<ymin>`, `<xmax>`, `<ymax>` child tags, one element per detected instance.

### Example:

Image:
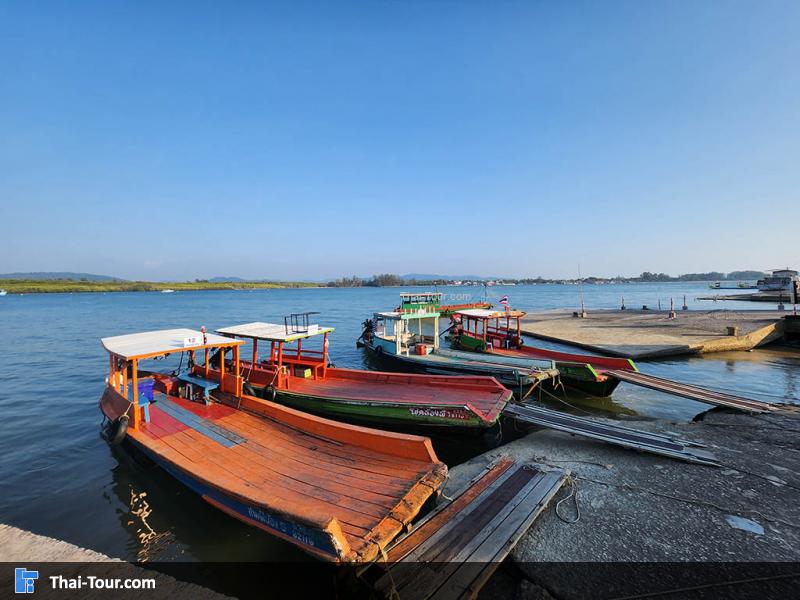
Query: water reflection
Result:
<box><xmin>128</xmin><ymin>488</ymin><xmax>174</xmax><ymax>562</ymax></box>
<box><xmin>107</xmin><ymin>445</ymin><xmax>312</xmax><ymax>562</ymax></box>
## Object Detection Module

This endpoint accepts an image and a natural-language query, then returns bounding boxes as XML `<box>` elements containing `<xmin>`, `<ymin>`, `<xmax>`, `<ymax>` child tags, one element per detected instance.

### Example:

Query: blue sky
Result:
<box><xmin>1</xmin><ymin>1</ymin><xmax>798</xmax><ymax>280</ymax></box>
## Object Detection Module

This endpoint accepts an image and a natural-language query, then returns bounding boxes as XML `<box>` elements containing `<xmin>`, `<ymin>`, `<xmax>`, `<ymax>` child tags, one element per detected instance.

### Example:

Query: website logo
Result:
<box><xmin>14</xmin><ymin>568</ymin><xmax>38</xmax><ymax>594</ymax></box>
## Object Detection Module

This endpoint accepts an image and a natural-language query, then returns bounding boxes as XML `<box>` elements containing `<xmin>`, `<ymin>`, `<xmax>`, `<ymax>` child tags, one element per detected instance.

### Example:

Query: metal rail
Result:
<box><xmin>504</xmin><ymin>403</ymin><xmax>719</xmax><ymax>466</ymax></box>
<box><xmin>604</xmin><ymin>369</ymin><xmax>776</xmax><ymax>413</ymax></box>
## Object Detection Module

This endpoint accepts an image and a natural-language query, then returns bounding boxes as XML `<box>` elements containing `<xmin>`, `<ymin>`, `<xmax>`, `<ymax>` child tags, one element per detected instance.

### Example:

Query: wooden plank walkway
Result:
<box><xmin>373</xmin><ymin>458</ymin><xmax>566</xmax><ymax>599</ymax></box>
<box><xmin>604</xmin><ymin>369</ymin><xmax>777</xmax><ymax>413</ymax></box>
<box><xmin>504</xmin><ymin>403</ymin><xmax>719</xmax><ymax>466</ymax></box>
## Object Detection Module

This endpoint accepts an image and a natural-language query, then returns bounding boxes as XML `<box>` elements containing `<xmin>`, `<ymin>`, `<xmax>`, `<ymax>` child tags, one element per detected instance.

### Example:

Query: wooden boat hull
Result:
<box><xmin>275</xmin><ymin>389</ymin><xmax>490</xmax><ymax>430</ymax></box>
<box><xmin>126</xmin><ymin>436</ymin><xmax>345</xmax><ymax>559</ymax></box>
<box><xmin>221</xmin><ymin>362</ymin><xmax>510</xmax><ymax>432</ymax></box>
<box><xmin>99</xmin><ymin>382</ymin><xmax>447</xmax><ymax>562</ymax></box>
<box><xmin>554</xmin><ymin>362</ymin><xmax>622</xmax><ymax>397</ymax></box>
<box><xmin>455</xmin><ymin>340</ymin><xmax>634</xmax><ymax>398</ymax></box>
<box><xmin>360</xmin><ymin>341</ymin><xmax>553</xmax><ymax>397</ymax></box>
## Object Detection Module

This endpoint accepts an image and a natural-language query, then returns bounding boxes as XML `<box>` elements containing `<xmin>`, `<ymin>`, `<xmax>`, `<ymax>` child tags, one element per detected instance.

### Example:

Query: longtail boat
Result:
<box><xmin>449</xmin><ymin>307</ymin><xmax>638</xmax><ymax>397</ymax></box>
<box><xmin>99</xmin><ymin>328</ymin><xmax>447</xmax><ymax>562</ymax></box>
<box><xmin>357</xmin><ymin>294</ymin><xmax>559</xmax><ymax>398</ymax></box>
<box><xmin>208</xmin><ymin>316</ymin><xmax>511</xmax><ymax>446</ymax></box>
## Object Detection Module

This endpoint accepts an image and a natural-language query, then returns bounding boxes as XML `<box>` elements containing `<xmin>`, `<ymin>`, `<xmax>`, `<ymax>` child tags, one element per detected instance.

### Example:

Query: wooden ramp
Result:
<box><xmin>504</xmin><ymin>403</ymin><xmax>719</xmax><ymax>466</ymax></box>
<box><xmin>604</xmin><ymin>369</ymin><xmax>776</xmax><ymax>413</ymax></box>
<box><xmin>373</xmin><ymin>458</ymin><xmax>566</xmax><ymax>600</ymax></box>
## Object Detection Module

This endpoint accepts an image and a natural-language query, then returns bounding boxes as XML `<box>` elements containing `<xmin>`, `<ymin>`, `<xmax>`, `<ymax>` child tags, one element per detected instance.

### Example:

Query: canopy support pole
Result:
<box><xmin>234</xmin><ymin>345</ymin><xmax>241</xmax><ymax>396</ymax></box>
<box><xmin>132</xmin><ymin>359</ymin><xmax>139</xmax><ymax>429</ymax></box>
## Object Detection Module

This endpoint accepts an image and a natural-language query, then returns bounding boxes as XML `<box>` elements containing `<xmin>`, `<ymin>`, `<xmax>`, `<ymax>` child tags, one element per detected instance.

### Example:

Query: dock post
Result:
<box><xmin>621</xmin><ymin>296</ymin><xmax>626</xmax><ymax>310</ymax></box>
<box><xmin>682</xmin><ymin>295</ymin><xmax>688</xmax><ymax>310</ymax></box>
<box><xmin>668</xmin><ymin>298</ymin><xmax>676</xmax><ymax>319</ymax></box>
<box><xmin>658</xmin><ymin>299</ymin><xmax>662</xmax><ymax>311</ymax></box>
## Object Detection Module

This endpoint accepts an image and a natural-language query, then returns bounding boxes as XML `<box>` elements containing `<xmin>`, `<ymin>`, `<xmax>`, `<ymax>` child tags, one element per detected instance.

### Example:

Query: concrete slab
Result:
<box><xmin>520</xmin><ymin>309</ymin><xmax>786</xmax><ymax>359</ymax></box>
<box><xmin>0</xmin><ymin>524</ymin><xmax>230</xmax><ymax>599</ymax></box>
<box><xmin>449</xmin><ymin>408</ymin><xmax>800</xmax><ymax>599</ymax></box>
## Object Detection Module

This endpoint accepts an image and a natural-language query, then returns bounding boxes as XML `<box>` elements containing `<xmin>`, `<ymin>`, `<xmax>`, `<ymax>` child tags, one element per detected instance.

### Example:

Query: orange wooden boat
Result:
<box><xmin>99</xmin><ymin>328</ymin><xmax>447</xmax><ymax>562</ymax></box>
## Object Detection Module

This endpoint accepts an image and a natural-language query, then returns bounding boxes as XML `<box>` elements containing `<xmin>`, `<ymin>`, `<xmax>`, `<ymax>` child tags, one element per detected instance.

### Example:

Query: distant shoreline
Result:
<box><xmin>0</xmin><ymin>278</ymin><xmax>752</xmax><ymax>295</ymax></box>
<box><xmin>0</xmin><ymin>279</ymin><xmax>321</xmax><ymax>294</ymax></box>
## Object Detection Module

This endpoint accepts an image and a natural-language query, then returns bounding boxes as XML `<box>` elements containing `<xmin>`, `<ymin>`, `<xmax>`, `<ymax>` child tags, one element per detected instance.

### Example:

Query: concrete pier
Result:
<box><xmin>448</xmin><ymin>407</ymin><xmax>800</xmax><ymax>598</ymax></box>
<box><xmin>520</xmin><ymin>309</ymin><xmax>786</xmax><ymax>359</ymax></box>
<box><xmin>0</xmin><ymin>524</ymin><xmax>229</xmax><ymax>599</ymax></box>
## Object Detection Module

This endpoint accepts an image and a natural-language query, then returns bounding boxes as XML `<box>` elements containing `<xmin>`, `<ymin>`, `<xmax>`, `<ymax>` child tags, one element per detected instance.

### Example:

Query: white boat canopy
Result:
<box><xmin>101</xmin><ymin>328</ymin><xmax>242</xmax><ymax>360</ymax></box>
<box><xmin>455</xmin><ymin>308</ymin><xmax>527</xmax><ymax>319</ymax></box>
<box><xmin>374</xmin><ymin>310</ymin><xmax>441</xmax><ymax>320</ymax></box>
<box><xmin>217</xmin><ymin>321</ymin><xmax>334</xmax><ymax>343</ymax></box>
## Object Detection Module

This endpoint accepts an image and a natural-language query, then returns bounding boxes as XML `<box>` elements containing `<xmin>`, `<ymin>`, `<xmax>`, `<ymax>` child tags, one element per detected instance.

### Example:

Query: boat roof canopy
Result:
<box><xmin>375</xmin><ymin>310</ymin><xmax>439</xmax><ymax>320</ymax></box>
<box><xmin>456</xmin><ymin>308</ymin><xmax>527</xmax><ymax>319</ymax></box>
<box><xmin>216</xmin><ymin>321</ymin><xmax>334</xmax><ymax>342</ymax></box>
<box><xmin>101</xmin><ymin>328</ymin><xmax>242</xmax><ymax>360</ymax></box>
<box><xmin>399</xmin><ymin>292</ymin><xmax>442</xmax><ymax>299</ymax></box>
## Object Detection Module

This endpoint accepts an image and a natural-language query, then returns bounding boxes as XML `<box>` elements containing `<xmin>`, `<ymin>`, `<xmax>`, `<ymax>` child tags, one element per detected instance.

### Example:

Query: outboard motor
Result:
<box><xmin>359</xmin><ymin>319</ymin><xmax>375</xmax><ymax>344</ymax></box>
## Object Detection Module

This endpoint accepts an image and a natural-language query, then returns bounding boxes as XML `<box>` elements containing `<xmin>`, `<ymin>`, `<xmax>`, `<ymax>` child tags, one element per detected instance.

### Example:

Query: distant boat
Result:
<box><xmin>160</xmin><ymin>289</ymin><xmax>175</xmax><ymax>293</ymax></box>
<box><xmin>709</xmin><ymin>281</ymin><xmax>757</xmax><ymax>290</ymax></box>
<box><xmin>757</xmin><ymin>268</ymin><xmax>799</xmax><ymax>293</ymax></box>
<box><xmin>0</xmin><ymin>289</ymin><xmax>6</xmax><ymax>296</ymax></box>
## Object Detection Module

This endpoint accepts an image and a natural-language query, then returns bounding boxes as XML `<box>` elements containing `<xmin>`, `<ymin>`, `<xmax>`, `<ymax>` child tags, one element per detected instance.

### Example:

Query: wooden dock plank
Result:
<box><xmin>384</xmin><ymin>457</ymin><xmax>516</xmax><ymax>563</ymax></box>
<box><xmin>503</xmin><ymin>403</ymin><xmax>720</xmax><ymax>466</ymax></box>
<box><xmin>374</xmin><ymin>464</ymin><xmax>567</xmax><ymax>600</ymax></box>
<box><xmin>386</xmin><ymin>471</ymin><xmax>550</xmax><ymax>599</ymax></box>
<box><xmin>430</xmin><ymin>471</ymin><xmax>567</xmax><ymax>600</ymax></box>
<box><xmin>605</xmin><ymin>369</ymin><xmax>776</xmax><ymax>413</ymax></box>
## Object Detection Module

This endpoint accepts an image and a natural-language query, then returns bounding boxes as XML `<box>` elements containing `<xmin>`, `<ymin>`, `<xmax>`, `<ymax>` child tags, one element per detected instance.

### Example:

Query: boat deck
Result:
<box><xmin>404</xmin><ymin>349</ymin><xmax>549</xmax><ymax>374</ymax></box>
<box><xmin>492</xmin><ymin>346</ymin><xmax>635</xmax><ymax>371</ymax></box>
<box><xmin>283</xmin><ymin>368</ymin><xmax>510</xmax><ymax>420</ymax></box>
<box><xmin>123</xmin><ymin>391</ymin><xmax>445</xmax><ymax>561</ymax></box>
<box><xmin>435</xmin><ymin>348</ymin><xmax>554</xmax><ymax>371</ymax></box>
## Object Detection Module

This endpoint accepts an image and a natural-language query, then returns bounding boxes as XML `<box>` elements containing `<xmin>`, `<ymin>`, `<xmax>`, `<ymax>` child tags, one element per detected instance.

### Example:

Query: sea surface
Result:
<box><xmin>0</xmin><ymin>283</ymin><xmax>797</xmax><ymax>563</ymax></box>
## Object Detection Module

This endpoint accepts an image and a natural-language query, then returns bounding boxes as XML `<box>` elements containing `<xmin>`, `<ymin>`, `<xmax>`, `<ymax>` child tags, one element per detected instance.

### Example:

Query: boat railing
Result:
<box><xmin>278</xmin><ymin>348</ymin><xmax>325</xmax><ymax>361</ymax></box>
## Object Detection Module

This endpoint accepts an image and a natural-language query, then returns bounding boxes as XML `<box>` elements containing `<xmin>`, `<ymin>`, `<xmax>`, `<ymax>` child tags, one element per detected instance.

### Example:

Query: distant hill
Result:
<box><xmin>400</xmin><ymin>273</ymin><xmax>501</xmax><ymax>281</ymax></box>
<box><xmin>0</xmin><ymin>271</ymin><xmax>123</xmax><ymax>281</ymax></box>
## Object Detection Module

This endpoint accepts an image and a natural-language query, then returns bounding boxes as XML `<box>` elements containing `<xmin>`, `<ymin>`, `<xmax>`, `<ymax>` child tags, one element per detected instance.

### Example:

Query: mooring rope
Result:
<box><xmin>555</xmin><ymin>474</ymin><xmax>581</xmax><ymax>524</ymax></box>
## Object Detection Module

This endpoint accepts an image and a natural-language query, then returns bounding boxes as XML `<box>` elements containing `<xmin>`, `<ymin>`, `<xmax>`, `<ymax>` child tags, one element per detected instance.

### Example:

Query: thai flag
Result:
<box><xmin>499</xmin><ymin>295</ymin><xmax>509</xmax><ymax>306</ymax></box>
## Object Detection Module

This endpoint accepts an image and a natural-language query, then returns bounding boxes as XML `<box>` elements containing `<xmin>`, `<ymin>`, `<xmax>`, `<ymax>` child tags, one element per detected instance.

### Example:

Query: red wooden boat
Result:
<box><xmin>209</xmin><ymin>318</ymin><xmax>512</xmax><ymax>445</ymax></box>
<box><xmin>99</xmin><ymin>327</ymin><xmax>447</xmax><ymax>562</ymax></box>
<box><xmin>450</xmin><ymin>308</ymin><xmax>638</xmax><ymax>397</ymax></box>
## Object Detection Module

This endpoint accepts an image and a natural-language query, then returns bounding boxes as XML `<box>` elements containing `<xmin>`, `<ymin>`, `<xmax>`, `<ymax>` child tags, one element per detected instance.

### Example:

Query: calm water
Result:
<box><xmin>0</xmin><ymin>283</ymin><xmax>797</xmax><ymax>563</ymax></box>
